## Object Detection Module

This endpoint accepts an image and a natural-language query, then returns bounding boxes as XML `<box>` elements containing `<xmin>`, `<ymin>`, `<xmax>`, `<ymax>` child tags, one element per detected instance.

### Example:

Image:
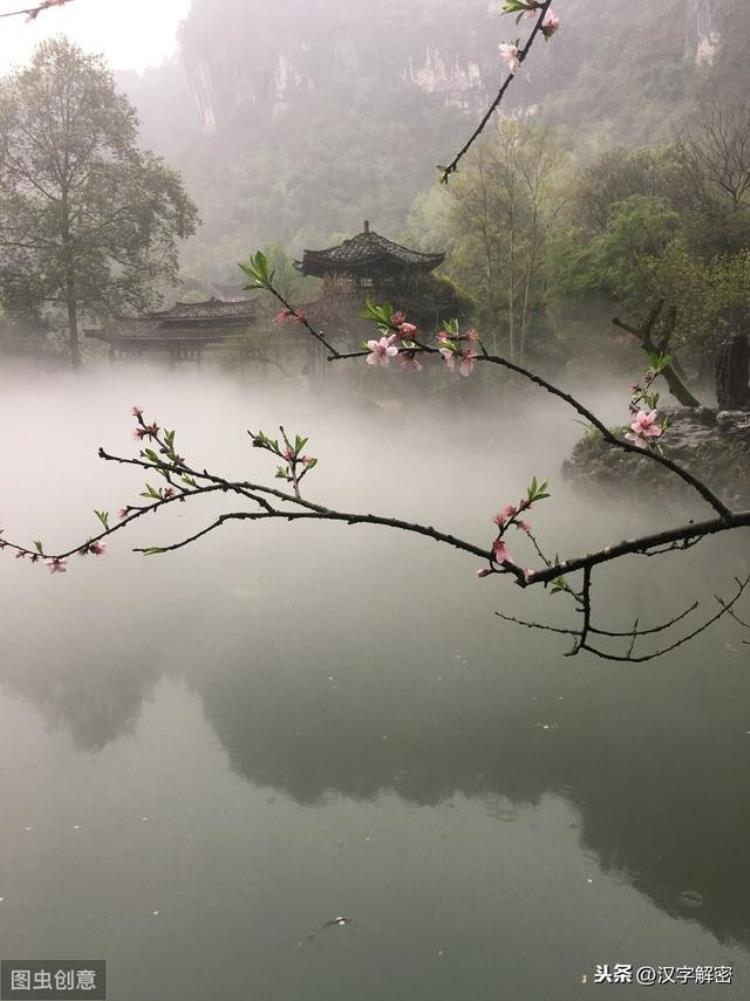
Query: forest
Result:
<box><xmin>94</xmin><ymin>0</ymin><xmax>750</xmax><ymax>372</ymax></box>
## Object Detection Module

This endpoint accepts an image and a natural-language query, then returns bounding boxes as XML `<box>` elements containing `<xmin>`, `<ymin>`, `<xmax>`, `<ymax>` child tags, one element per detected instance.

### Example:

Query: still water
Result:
<box><xmin>0</xmin><ymin>364</ymin><xmax>748</xmax><ymax>1000</ymax></box>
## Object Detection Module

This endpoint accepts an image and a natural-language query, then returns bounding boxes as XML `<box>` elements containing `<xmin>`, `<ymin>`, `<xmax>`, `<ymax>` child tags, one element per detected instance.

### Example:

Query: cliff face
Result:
<box><xmin>176</xmin><ymin>0</ymin><xmax>497</xmax><ymax>132</ymax></box>
<box><xmin>174</xmin><ymin>0</ymin><xmax>730</xmax><ymax>136</ymax></box>
<box><xmin>115</xmin><ymin>0</ymin><xmax>741</xmax><ymax>278</ymax></box>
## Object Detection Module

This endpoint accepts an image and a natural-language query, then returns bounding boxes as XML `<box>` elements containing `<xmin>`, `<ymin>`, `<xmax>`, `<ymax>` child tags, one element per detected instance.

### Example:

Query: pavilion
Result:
<box><xmin>295</xmin><ymin>222</ymin><xmax>464</xmax><ymax>347</ymax></box>
<box><xmin>86</xmin><ymin>297</ymin><xmax>261</xmax><ymax>363</ymax></box>
<box><xmin>296</xmin><ymin>220</ymin><xmax>445</xmax><ymax>291</ymax></box>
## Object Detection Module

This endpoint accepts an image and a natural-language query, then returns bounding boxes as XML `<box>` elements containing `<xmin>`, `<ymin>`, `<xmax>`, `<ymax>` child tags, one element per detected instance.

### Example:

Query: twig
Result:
<box><xmin>439</xmin><ymin>1</ymin><xmax>553</xmax><ymax>183</ymax></box>
<box><xmin>0</xmin><ymin>0</ymin><xmax>73</xmax><ymax>20</ymax></box>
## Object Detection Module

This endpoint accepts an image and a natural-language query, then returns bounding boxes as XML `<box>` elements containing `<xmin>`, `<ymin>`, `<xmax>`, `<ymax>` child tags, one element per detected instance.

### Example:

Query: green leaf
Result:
<box><xmin>142</xmin><ymin>547</ymin><xmax>166</xmax><ymax>556</ymax></box>
<box><xmin>94</xmin><ymin>509</ymin><xmax>109</xmax><ymax>529</ymax></box>
<box><xmin>359</xmin><ymin>297</ymin><xmax>395</xmax><ymax>326</ymax></box>
<box><xmin>239</xmin><ymin>250</ymin><xmax>273</xmax><ymax>290</ymax></box>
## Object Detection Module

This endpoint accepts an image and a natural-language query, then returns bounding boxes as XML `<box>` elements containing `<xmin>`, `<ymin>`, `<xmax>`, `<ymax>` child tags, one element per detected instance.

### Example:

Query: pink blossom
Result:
<box><xmin>131</xmin><ymin>406</ymin><xmax>143</xmax><ymax>418</ymax></box>
<box><xmin>631</xmin><ymin>409</ymin><xmax>662</xmax><ymax>436</ymax></box>
<box><xmin>439</xmin><ymin>347</ymin><xmax>457</xmax><ymax>370</ymax></box>
<box><xmin>398</xmin><ymin>322</ymin><xmax>417</xmax><ymax>337</ymax></box>
<box><xmin>366</xmin><ymin>335</ymin><xmax>399</xmax><ymax>367</ymax></box>
<box><xmin>275</xmin><ymin>308</ymin><xmax>306</xmax><ymax>327</ymax></box>
<box><xmin>45</xmin><ymin>557</ymin><xmax>67</xmax><ymax>574</ymax></box>
<box><xmin>458</xmin><ymin>349</ymin><xmax>478</xmax><ymax>377</ymax></box>
<box><xmin>390</xmin><ymin>311</ymin><xmax>406</xmax><ymax>327</ymax></box>
<box><xmin>625</xmin><ymin>433</ymin><xmax>649</xmax><ymax>449</ymax></box>
<box><xmin>476</xmin><ymin>567</ymin><xmax>493</xmax><ymax>578</ymax></box>
<box><xmin>134</xmin><ymin>422</ymin><xmax>159</xmax><ymax>441</ymax></box>
<box><xmin>435</xmin><ymin>331</ymin><xmax>451</xmax><ymax>344</ymax></box>
<box><xmin>499</xmin><ymin>43</ymin><xmax>521</xmax><ymax>73</ymax></box>
<box><xmin>439</xmin><ymin>347</ymin><xmax>477</xmax><ymax>375</ymax></box>
<box><xmin>523</xmin><ymin>5</ymin><xmax>538</xmax><ymax>18</ymax></box>
<box><xmin>399</xmin><ymin>351</ymin><xmax>423</xmax><ymax>372</ymax></box>
<box><xmin>517</xmin><ymin>520</ymin><xmax>532</xmax><ymax>534</ymax></box>
<box><xmin>492</xmin><ymin>540</ymin><xmax>513</xmax><ymax>565</ymax></box>
<box><xmin>493</xmin><ymin>505</ymin><xmax>516</xmax><ymax>527</ymax></box>
<box><xmin>117</xmin><ymin>508</ymin><xmax>129</xmax><ymax>520</ymax></box>
<box><xmin>465</xmin><ymin>328</ymin><xmax>480</xmax><ymax>342</ymax></box>
<box><xmin>541</xmin><ymin>8</ymin><xmax>560</xmax><ymax>36</ymax></box>
<box><xmin>626</xmin><ymin>409</ymin><xmax>662</xmax><ymax>448</ymax></box>
<box><xmin>89</xmin><ymin>541</ymin><xmax>107</xmax><ymax>556</ymax></box>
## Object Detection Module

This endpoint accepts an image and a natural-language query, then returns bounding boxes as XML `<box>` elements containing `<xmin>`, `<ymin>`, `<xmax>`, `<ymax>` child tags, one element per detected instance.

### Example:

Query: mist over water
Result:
<box><xmin>1</xmin><ymin>363</ymin><xmax>749</xmax><ymax>1000</ymax></box>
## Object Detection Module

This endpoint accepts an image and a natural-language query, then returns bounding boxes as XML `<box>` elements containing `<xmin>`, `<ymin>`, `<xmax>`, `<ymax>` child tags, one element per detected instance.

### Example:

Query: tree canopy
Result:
<box><xmin>0</xmin><ymin>38</ymin><xmax>198</xmax><ymax>366</ymax></box>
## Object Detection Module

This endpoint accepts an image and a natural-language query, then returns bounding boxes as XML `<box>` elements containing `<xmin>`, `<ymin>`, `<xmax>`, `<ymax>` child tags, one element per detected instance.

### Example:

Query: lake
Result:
<box><xmin>0</xmin><ymin>362</ymin><xmax>748</xmax><ymax>999</ymax></box>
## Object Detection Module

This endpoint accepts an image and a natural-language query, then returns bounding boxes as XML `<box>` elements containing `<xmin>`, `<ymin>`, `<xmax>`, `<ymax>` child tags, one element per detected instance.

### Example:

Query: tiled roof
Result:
<box><xmin>85</xmin><ymin>297</ymin><xmax>260</xmax><ymax>345</ymax></box>
<box><xmin>147</xmin><ymin>297</ymin><xmax>258</xmax><ymax>322</ymax></box>
<box><xmin>297</xmin><ymin>224</ymin><xmax>444</xmax><ymax>276</ymax></box>
<box><xmin>86</xmin><ymin>318</ymin><xmax>229</xmax><ymax>344</ymax></box>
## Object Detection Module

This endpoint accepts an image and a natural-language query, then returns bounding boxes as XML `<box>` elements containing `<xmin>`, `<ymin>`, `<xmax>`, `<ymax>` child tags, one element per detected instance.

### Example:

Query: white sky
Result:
<box><xmin>0</xmin><ymin>0</ymin><xmax>193</xmax><ymax>74</ymax></box>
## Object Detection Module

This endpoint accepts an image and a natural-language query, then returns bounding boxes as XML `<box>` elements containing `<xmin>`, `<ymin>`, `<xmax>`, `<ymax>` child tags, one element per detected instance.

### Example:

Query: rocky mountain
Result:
<box><xmin>115</xmin><ymin>0</ymin><xmax>741</xmax><ymax>283</ymax></box>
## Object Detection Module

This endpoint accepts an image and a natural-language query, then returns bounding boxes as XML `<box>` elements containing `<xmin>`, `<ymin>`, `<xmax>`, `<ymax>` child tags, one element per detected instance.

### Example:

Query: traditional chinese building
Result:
<box><xmin>296</xmin><ymin>220</ymin><xmax>445</xmax><ymax>291</ymax></box>
<box><xmin>86</xmin><ymin>297</ymin><xmax>262</xmax><ymax>363</ymax></box>
<box><xmin>295</xmin><ymin>222</ymin><xmax>468</xmax><ymax>349</ymax></box>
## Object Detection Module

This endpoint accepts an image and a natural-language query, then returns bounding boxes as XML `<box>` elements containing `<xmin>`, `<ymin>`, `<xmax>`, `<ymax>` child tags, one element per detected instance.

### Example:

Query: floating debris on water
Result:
<box><xmin>536</xmin><ymin>722</ymin><xmax>560</xmax><ymax>731</ymax></box>
<box><xmin>296</xmin><ymin>915</ymin><xmax>356</xmax><ymax>947</ymax></box>
<box><xmin>152</xmin><ymin>910</ymin><xmax>160</xmax><ymax>917</ymax></box>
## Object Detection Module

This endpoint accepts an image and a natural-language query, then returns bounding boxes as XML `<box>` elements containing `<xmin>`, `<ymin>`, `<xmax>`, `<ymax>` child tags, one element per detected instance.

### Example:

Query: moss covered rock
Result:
<box><xmin>562</xmin><ymin>407</ymin><xmax>750</xmax><ymax>508</ymax></box>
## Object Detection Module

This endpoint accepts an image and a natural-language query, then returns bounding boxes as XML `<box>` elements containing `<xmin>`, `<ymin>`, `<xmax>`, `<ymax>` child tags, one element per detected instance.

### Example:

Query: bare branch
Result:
<box><xmin>439</xmin><ymin>1</ymin><xmax>553</xmax><ymax>184</ymax></box>
<box><xmin>0</xmin><ymin>0</ymin><xmax>74</xmax><ymax>20</ymax></box>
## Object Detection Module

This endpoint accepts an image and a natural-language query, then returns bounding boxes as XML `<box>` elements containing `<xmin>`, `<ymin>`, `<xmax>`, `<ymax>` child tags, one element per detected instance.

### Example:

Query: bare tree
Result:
<box><xmin>678</xmin><ymin>101</ymin><xmax>750</xmax><ymax>211</ymax></box>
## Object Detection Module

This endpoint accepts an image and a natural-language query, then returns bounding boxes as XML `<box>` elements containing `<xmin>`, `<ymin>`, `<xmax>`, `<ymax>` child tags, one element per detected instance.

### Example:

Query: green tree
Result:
<box><xmin>413</xmin><ymin>121</ymin><xmax>568</xmax><ymax>360</ymax></box>
<box><xmin>0</xmin><ymin>38</ymin><xmax>198</xmax><ymax>367</ymax></box>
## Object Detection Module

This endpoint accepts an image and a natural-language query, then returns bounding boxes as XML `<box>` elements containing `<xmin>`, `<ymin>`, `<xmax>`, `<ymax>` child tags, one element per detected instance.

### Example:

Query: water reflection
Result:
<box><xmin>2</xmin><ymin>539</ymin><xmax>747</xmax><ymax>951</ymax></box>
<box><xmin>0</xmin><ymin>366</ymin><xmax>748</xmax><ymax>979</ymax></box>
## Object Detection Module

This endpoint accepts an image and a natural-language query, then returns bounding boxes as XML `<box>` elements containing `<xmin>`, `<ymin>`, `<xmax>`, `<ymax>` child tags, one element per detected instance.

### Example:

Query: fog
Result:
<box><xmin>0</xmin><ymin>363</ymin><xmax>748</xmax><ymax>999</ymax></box>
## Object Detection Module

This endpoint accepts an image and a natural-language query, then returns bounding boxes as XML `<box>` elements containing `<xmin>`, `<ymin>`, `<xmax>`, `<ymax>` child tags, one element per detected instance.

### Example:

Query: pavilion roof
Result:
<box><xmin>296</xmin><ymin>222</ymin><xmax>444</xmax><ymax>278</ymax></box>
<box><xmin>85</xmin><ymin>318</ymin><xmax>230</xmax><ymax>347</ymax></box>
<box><xmin>85</xmin><ymin>297</ymin><xmax>261</xmax><ymax>348</ymax></box>
<box><xmin>147</xmin><ymin>296</ymin><xmax>258</xmax><ymax>324</ymax></box>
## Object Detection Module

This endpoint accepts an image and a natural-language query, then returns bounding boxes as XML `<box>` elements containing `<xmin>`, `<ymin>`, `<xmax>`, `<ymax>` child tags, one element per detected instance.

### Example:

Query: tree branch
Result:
<box><xmin>439</xmin><ymin>1</ymin><xmax>553</xmax><ymax>183</ymax></box>
<box><xmin>0</xmin><ymin>0</ymin><xmax>74</xmax><ymax>20</ymax></box>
